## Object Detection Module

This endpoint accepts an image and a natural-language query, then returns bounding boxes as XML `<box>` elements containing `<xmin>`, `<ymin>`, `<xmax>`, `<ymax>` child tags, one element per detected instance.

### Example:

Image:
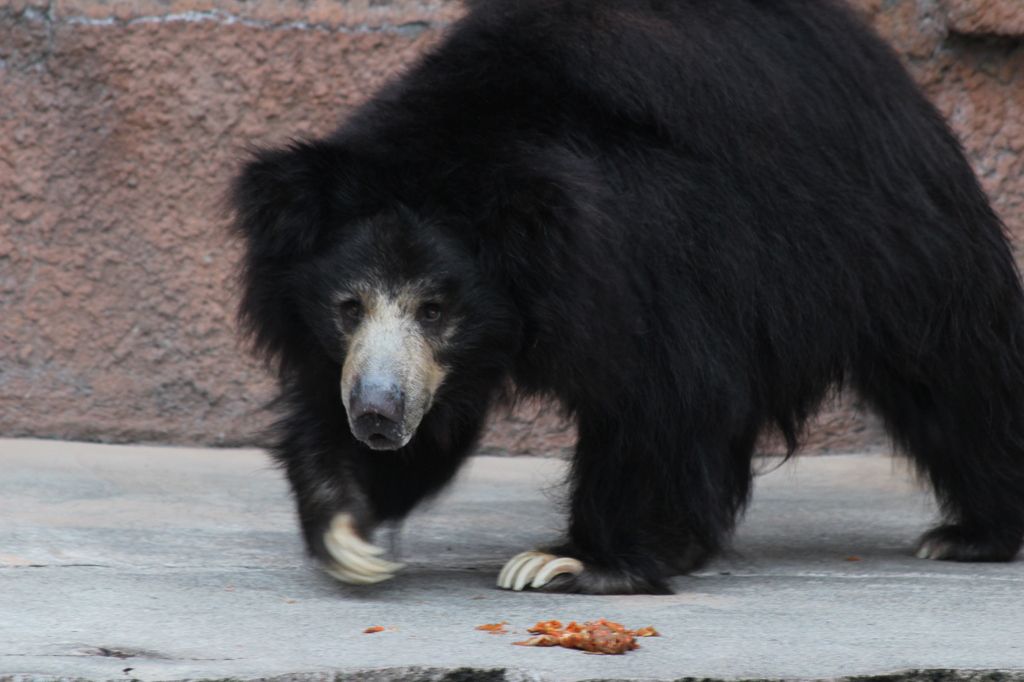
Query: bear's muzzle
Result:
<box><xmin>348</xmin><ymin>377</ymin><xmax>406</xmax><ymax>450</ymax></box>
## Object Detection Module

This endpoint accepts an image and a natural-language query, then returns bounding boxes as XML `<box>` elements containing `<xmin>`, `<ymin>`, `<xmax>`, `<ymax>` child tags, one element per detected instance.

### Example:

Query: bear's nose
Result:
<box><xmin>348</xmin><ymin>378</ymin><xmax>405</xmax><ymax>449</ymax></box>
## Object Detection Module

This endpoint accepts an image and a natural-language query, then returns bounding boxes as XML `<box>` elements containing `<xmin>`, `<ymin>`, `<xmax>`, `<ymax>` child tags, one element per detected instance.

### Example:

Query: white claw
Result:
<box><xmin>497</xmin><ymin>550</ymin><xmax>545</xmax><ymax>589</ymax></box>
<box><xmin>497</xmin><ymin>550</ymin><xmax>584</xmax><ymax>591</ymax></box>
<box><xmin>495</xmin><ymin>548</ymin><xmax>524</xmax><ymax>585</ymax></box>
<box><xmin>337</xmin><ymin>548</ymin><xmax>404</xmax><ymax>576</ymax></box>
<box><xmin>324</xmin><ymin>533</ymin><xmax>404</xmax><ymax>574</ymax></box>
<box><xmin>916</xmin><ymin>540</ymin><xmax>949</xmax><ymax>560</ymax></box>
<box><xmin>329</xmin><ymin>514</ymin><xmax>386</xmax><ymax>556</ymax></box>
<box><xmin>325</xmin><ymin>562</ymin><xmax>395</xmax><ymax>585</ymax></box>
<box><xmin>372</xmin><ymin>555</ymin><xmax>405</xmax><ymax>574</ymax></box>
<box><xmin>531</xmin><ymin>557</ymin><xmax>584</xmax><ymax>588</ymax></box>
<box><xmin>322</xmin><ymin>513</ymin><xmax>402</xmax><ymax>584</ymax></box>
<box><xmin>512</xmin><ymin>554</ymin><xmax>552</xmax><ymax>591</ymax></box>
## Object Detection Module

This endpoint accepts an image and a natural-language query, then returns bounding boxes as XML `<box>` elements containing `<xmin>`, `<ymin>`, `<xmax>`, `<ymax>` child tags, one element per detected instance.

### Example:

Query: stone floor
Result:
<box><xmin>2</xmin><ymin>438</ymin><xmax>1022</xmax><ymax>682</ymax></box>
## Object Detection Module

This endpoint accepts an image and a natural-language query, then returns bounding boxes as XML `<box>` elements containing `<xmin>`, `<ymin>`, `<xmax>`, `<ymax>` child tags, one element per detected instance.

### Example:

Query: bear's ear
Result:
<box><xmin>231</xmin><ymin>140</ymin><xmax>373</xmax><ymax>262</ymax></box>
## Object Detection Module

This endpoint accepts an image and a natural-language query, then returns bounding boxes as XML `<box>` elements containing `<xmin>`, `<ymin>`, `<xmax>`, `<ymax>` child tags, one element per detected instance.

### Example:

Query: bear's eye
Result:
<box><xmin>341</xmin><ymin>300</ymin><xmax>363</xmax><ymax>321</ymax></box>
<box><xmin>420</xmin><ymin>303</ymin><xmax>443</xmax><ymax>323</ymax></box>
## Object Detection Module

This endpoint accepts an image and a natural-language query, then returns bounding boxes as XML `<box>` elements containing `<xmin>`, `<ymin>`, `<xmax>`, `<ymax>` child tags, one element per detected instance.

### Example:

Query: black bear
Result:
<box><xmin>232</xmin><ymin>0</ymin><xmax>1024</xmax><ymax>594</ymax></box>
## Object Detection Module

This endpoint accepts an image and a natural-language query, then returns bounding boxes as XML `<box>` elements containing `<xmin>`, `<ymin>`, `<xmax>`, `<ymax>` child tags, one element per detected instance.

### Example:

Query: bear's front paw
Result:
<box><xmin>323</xmin><ymin>512</ymin><xmax>404</xmax><ymax>584</ymax></box>
<box><xmin>497</xmin><ymin>550</ymin><xmax>673</xmax><ymax>594</ymax></box>
<box><xmin>496</xmin><ymin>550</ymin><xmax>584</xmax><ymax>590</ymax></box>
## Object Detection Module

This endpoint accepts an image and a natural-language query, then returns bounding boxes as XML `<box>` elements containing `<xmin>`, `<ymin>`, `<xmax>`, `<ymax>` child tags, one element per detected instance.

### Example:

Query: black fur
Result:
<box><xmin>232</xmin><ymin>0</ymin><xmax>1024</xmax><ymax>594</ymax></box>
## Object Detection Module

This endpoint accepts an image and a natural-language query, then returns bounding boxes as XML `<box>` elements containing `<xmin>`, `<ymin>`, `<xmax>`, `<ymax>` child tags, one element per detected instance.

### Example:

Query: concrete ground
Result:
<box><xmin>1</xmin><ymin>438</ymin><xmax>1022</xmax><ymax>682</ymax></box>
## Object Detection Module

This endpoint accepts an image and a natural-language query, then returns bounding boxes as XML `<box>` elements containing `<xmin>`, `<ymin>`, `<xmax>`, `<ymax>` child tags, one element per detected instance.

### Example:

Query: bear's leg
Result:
<box><xmin>856</xmin><ymin>359</ymin><xmax>1024</xmax><ymax>562</ymax></box>
<box><xmin>276</xmin><ymin>400</ymin><xmax>487</xmax><ymax>584</ymax></box>
<box><xmin>272</xmin><ymin>410</ymin><xmax>400</xmax><ymax>584</ymax></box>
<box><xmin>498</xmin><ymin>406</ymin><xmax>757</xmax><ymax>594</ymax></box>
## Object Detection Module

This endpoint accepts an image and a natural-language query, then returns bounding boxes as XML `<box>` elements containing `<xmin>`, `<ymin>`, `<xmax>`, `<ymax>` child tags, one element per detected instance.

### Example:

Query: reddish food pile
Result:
<box><xmin>362</xmin><ymin>626</ymin><xmax>385</xmax><ymax>633</ymax></box>
<box><xmin>512</xmin><ymin>619</ymin><xmax>659</xmax><ymax>655</ymax></box>
<box><xmin>475</xmin><ymin>621</ymin><xmax>510</xmax><ymax>634</ymax></box>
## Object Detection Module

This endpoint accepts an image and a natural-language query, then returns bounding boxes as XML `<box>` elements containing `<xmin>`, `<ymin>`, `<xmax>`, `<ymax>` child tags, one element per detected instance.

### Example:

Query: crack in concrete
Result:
<box><xmin>693</xmin><ymin>571</ymin><xmax>1024</xmax><ymax>582</ymax></box>
<box><xmin>1</xmin><ymin>652</ymin><xmax>243</xmax><ymax>662</ymax></box>
<box><xmin>5</xmin><ymin>562</ymin><xmax>1022</xmax><ymax>581</ymax></box>
<box><xmin>1</xmin><ymin>669</ymin><xmax>1023</xmax><ymax>682</ymax></box>
<box><xmin>1</xmin><ymin>563</ymin><xmax>112</xmax><ymax>568</ymax></box>
<box><xmin>20</xmin><ymin>4</ymin><xmax>446</xmax><ymax>35</ymax></box>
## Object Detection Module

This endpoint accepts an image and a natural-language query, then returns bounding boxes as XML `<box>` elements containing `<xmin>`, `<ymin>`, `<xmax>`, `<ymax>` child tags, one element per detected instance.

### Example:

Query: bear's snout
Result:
<box><xmin>349</xmin><ymin>378</ymin><xmax>406</xmax><ymax>450</ymax></box>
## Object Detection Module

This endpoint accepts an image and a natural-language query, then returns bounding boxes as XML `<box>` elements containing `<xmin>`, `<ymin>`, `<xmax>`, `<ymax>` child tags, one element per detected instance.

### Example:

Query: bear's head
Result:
<box><xmin>303</xmin><ymin>210</ymin><xmax>483</xmax><ymax>450</ymax></box>
<box><xmin>231</xmin><ymin>141</ymin><xmax>521</xmax><ymax>450</ymax></box>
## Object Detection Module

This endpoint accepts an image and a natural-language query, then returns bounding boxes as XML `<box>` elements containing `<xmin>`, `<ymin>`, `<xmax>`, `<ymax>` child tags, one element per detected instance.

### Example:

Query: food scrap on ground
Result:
<box><xmin>512</xmin><ymin>619</ymin><xmax>659</xmax><ymax>655</ymax></box>
<box><xmin>476</xmin><ymin>621</ymin><xmax>510</xmax><ymax>634</ymax></box>
<box><xmin>362</xmin><ymin>626</ymin><xmax>385</xmax><ymax>633</ymax></box>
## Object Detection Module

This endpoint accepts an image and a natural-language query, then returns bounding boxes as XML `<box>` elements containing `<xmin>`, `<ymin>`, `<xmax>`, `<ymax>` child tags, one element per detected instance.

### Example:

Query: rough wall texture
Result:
<box><xmin>1</xmin><ymin>0</ymin><xmax>1022</xmax><ymax>454</ymax></box>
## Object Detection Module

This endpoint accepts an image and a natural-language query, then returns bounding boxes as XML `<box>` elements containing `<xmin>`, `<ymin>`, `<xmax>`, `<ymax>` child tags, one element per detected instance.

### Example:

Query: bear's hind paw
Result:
<box><xmin>915</xmin><ymin>524</ymin><xmax>1022</xmax><ymax>562</ymax></box>
<box><xmin>496</xmin><ymin>550</ymin><xmax>583</xmax><ymax>590</ymax></box>
<box><xmin>323</xmin><ymin>513</ymin><xmax>404</xmax><ymax>584</ymax></box>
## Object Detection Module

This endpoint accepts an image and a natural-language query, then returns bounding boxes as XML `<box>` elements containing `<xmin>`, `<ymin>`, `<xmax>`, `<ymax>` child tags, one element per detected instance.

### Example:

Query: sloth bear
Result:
<box><xmin>232</xmin><ymin>0</ymin><xmax>1024</xmax><ymax>594</ymax></box>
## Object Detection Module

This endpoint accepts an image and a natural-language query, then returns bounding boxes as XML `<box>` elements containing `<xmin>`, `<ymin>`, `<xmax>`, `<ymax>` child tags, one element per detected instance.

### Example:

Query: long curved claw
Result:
<box><xmin>531</xmin><ymin>557</ymin><xmax>583</xmax><ymax>588</ymax></box>
<box><xmin>496</xmin><ymin>550</ymin><xmax>546</xmax><ymax>588</ymax></box>
<box><xmin>512</xmin><ymin>554</ymin><xmax>552</xmax><ymax>591</ymax></box>
<box><xmin>323</xmin><ymin>512</ymin><xmax>404</xmax><ymax>585</ymax></box>
<box><xmin>916</xmin><ymin>540</ymin><xmax>944</xmax><ymax>559</ymax></box>
<box><xmin>329</xmin><ymin>514</ymin><xmax>387</xmax><ymax>556</ymax></box>
<box><xmin>324</xmin><ymin>532</ymin><xmax>404</xmax><ymax>574</ymax></box>
<box><xmin>497</xmin><ymin>550</ymin><xmax>584</xmax><ymax>591</ymax></box>
<box><xmin>325</xmin><ymin>562</ymin><xmax>396</xmax><ymax>585</ymax></box>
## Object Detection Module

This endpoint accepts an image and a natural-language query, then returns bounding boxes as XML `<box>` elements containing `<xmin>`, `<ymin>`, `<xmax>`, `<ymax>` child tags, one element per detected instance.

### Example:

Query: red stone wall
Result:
<box><xmin>1</xmin><ymin>0</ymin><xmax>1022</xmax><ymax>453</ymax></box>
